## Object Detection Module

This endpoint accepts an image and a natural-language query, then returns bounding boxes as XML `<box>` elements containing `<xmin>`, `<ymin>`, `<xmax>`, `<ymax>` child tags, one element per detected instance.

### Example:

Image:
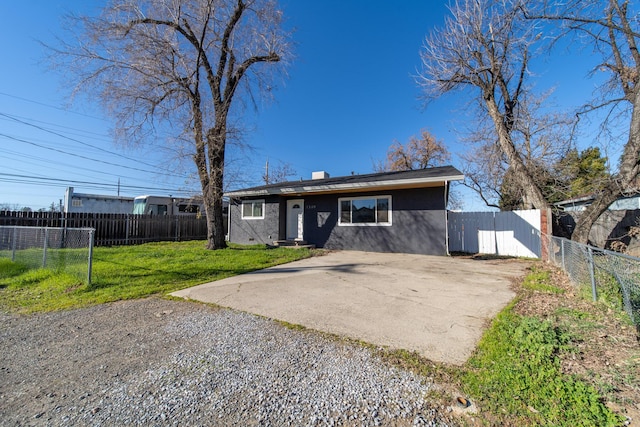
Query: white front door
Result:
<box><xmin>286</xmin><ymin>199</ymin><xmax>304</xmax><ymax>240</ymax></box>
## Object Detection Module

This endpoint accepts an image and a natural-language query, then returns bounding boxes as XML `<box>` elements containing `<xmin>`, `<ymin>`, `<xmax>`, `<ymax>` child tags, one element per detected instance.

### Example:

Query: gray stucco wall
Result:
<box><xmin>303</xmin><ymin>187</ymin><xmax>448</xmax><ymax>255</ymax></box>
<box><xmin>228</xmin><ymin>196</ymin><xmax>281</xmax><ymax>245</ymax></box>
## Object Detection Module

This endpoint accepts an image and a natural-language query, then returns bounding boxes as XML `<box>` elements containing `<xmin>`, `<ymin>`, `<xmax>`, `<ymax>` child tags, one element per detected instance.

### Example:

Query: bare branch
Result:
<box><xmin>525</xmin><ymin>0</ymin><xmax>640</xmax><ymax>243</ymax></box>
<box><xmin>418</xmin><ymin>0</ymin><xmax>550</xmax><ymax>210</ymax></box>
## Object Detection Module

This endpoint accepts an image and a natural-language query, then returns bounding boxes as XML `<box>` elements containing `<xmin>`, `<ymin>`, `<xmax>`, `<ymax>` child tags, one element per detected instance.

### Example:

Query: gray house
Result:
<box><xmin>225</xmin><ymin>166</ymin><xmax>464</xmax><ymax>255</ymax></box>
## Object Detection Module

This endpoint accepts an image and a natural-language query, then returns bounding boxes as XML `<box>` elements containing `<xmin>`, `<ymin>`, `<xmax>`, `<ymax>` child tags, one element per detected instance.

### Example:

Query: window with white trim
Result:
<box><xmin>241</xmin><ymin>199</ymin><xmax>265</xmax><ymax>219</ymax></box>
<box><xmin>338</xmin><ymin>195</ymin><xmax>391</xmax><ymax>226</ymax></box>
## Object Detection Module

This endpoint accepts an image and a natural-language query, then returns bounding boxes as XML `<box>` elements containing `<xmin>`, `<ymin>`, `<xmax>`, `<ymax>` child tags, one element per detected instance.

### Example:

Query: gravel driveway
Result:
<box><xmin>0</xmin><ymin>298</ymin><xmax>457</xmax><ymax>426</ymax></box>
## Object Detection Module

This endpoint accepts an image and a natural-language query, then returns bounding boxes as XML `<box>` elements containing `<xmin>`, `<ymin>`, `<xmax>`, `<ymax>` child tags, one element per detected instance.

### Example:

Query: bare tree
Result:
<box><xmin>460</xmin><ymin>90</ymin><xmax>575</xmax><ymax>209</ymax></box>
<box><xmin>51</xmin><ymin>0</ymin><xmax>290</xmax><ymax>249</ymax></box>
<box><xmin>0</xmin><ymin>203</ymin><xmax>28</xmax><ymax>212</ymax></box>
<box><xmin>263</xmin><ymin>159</ymin><xmax>296</xmax><ymax>184</ymax></box>
<box><xmin>417</xmin><ymin>0</ymin><xmax>551</xmax><ymax>210</ymax></box>
<box><xmin>374</xmin><ymin>130</ymin><xmax>462</xmax><ymax>209</ymax></box>
<box><xmin>526</xmin><ymin>0</ymin><xmax>640</xmax><ymax>243</ymax></box>
<box><xmin>374</xmin><ymin>129</ymin><xmax>450</xmax><ymax>172</ymax></box>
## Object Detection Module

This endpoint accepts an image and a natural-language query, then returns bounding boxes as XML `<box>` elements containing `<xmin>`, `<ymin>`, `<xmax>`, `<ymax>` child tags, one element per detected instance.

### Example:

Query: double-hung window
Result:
<box><xmin>241</xmin><ymin>200</ymin><xmax>265</xmax><ymax>219</ymax></box>
<box><xmin>338</xmin><ymin>195</ymin><xmax>391</xmax><ymax>226</ymax></box>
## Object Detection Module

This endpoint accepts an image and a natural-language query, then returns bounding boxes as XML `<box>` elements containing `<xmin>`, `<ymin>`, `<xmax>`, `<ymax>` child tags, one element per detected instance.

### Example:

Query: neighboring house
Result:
<box><xmin>63</xmin><ymin>187</ymin><xmax>134</xmax><ymax>214</ymax></box>
<box><xmin>225</xmin><ymin>166</ymin><xmax>464</xmax><ymax>255</ymax></box>
<box><xmin>132</xmin><ymin>195</ymin><xmax>209</xmax><ymax>216</ymax></box>
<box><xmin>555</xmin><ymin>193</ymin><xmax>640</xmax><ymax>212</ymax></box>
<box><xmin>555</xmin><ymin>192</ymin><xmax>640</xmax><ymax>250</ymax></box>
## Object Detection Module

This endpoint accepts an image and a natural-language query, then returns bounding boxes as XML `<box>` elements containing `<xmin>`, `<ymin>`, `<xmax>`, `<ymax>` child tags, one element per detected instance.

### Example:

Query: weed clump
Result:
<box><xmin>463</xmin><ymin>304</ymin><xmax>622</xmax><ymax>426</ymax></box>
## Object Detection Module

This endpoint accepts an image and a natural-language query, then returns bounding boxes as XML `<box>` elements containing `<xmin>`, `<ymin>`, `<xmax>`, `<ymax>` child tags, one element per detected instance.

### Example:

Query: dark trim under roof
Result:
<box><xmin>225</xmin><ymin>165</ymin><xmax>464</xmax><ymax>198</ymax></box>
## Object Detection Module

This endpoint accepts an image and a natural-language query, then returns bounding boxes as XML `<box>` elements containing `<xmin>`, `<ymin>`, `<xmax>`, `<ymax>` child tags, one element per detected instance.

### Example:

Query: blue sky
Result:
<box><xmin>0</xmin><ymin>1</ymin><xmax>607</xmax><ymax>211</ymax></box>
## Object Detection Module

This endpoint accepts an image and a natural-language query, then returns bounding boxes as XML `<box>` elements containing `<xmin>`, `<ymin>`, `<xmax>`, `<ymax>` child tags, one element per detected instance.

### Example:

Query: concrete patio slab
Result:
<box><xmin>172</xmin><ymin>251</ymin><xmax>528</xmax><ymax>365</ymax></box>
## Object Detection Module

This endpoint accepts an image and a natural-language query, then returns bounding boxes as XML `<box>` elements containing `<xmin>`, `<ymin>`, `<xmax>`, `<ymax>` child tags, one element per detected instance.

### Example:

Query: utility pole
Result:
<box><xmin>117</xmin><ymin>178</ymin><xmax>121</xmax><ymax>196</ymax></box>
<box><xmin>264</xmin><ymin>159</ymin><xmax>269</xmax><ymax>185</ymax></box>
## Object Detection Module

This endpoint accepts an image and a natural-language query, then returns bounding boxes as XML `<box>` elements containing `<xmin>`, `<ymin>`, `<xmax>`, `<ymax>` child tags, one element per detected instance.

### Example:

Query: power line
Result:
<box><xmin>0</xmin><ymin>111</ymin><xmax>163</xmax><ymax>170</ymax></box>
<box><xmin>0</xmin><ymin>112</ymin><xmax>112</xmax><ymax>141</ymax></box>
<box><xmin>0</xmin><ymin>91</ymin><xmax>106</xmax><ymax>121</ymax></box>
<box><xmin>0</xmin><ymin>172</ymin><xmax>199</xmax><ymax>195</ymax></box>
<box><xmin>0</xmin><ymin>145</ymin><xmax>179</xmax><ymax>184</ymax></box>
<box><xmin>0</xmin><ymin>132</ymin><xmax>183</xmax><ymax>177</ymax></box>
<box><xmin>0</xmin><ymin>92</ymin><xmax>190</xmax><ymax>173</ymax></box>
<box><xmin>0</xmin><ymin>92</ymin><xmax>180</xmax><ymax>152</ymax></box>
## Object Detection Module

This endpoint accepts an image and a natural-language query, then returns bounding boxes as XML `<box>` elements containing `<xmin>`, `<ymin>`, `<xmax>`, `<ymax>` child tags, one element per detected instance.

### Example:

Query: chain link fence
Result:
<box><xmin>545</xmin><ymin>234</ymin><xmax>639</xmax><ymax>327</ymax></box>
<box><xmin>0</xmin><ymin>226</ymin><xmax>94</xmax><ymax>285</ymax></box>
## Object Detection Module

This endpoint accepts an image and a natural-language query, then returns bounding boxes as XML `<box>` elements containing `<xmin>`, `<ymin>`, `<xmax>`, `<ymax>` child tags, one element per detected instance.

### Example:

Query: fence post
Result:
<box><xmin>62</xmin><ymin>215</ymin><xmax>67</xmax><ymax>249</ymax></box>
<box><xmin>561</xmin><ymin>238</ymin><xmax>565</xmax><ymax>270</ymax></box>
<box><xmin>587</xmin><ymin>246</ymin><xmax>597</xmax><ymax>302</ymax></box>
<box><xmin>87</xmin><ymin>229</ymin><xmax>94</xmax><ymax>286</ymax></box>
<box><xmin>11</xmin><ymin>226</ymin><xmax>17</xmax><ymax>262</ymax></box>
<box><xmin>42</xmin><ymin>227</ymin><xmax>49</xmax><ymax>268</ymax></box>
<box><xmin>126</xmin><ymin>215</ymin><xmax>130</xmax><ymax>246</ymax></box>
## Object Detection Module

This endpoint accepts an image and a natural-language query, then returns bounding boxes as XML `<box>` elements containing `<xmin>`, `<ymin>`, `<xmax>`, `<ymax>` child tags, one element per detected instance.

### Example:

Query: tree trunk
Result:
<box><xmin>570</xmin><ymin>183</ymin><xmax>620</xmax><ymax>244</ymax></box>
<box><xmin>485</xmin><ymin>97</ymin><xmax>551</xmax><ymax>210</ymax></box>
<box><xmin>572</xmin><ymin>89</ymin><xmax>640</xmax><ymax>244</ymax></box>
<box><xmin>204</xmin><ymin>195</ymin><xmax>226</xmax><ymax>249</ymax></box>
<box><xmin>204</xmin><ymin>125</ymin><xmax>227</xmax><ymax>250</ymax></box>
<box><xmin>207</xmin><ymin>169</ymin><xmax>226</xmax><ymax>249</ymax></box>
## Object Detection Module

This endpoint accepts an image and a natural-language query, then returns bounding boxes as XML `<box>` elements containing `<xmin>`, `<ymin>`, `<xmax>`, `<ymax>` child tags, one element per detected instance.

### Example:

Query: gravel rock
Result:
<box><xmin>0</xmin><ymin>297</ymin><xmax>456</xmax><ymax>426</ymax></box>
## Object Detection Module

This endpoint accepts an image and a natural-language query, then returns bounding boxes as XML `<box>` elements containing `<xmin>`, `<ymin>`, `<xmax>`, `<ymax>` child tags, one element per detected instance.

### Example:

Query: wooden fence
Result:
<box><xmin>0</xmin><ymin>211</ymin><xmax>212</xmax><ymax>247</ymax></box>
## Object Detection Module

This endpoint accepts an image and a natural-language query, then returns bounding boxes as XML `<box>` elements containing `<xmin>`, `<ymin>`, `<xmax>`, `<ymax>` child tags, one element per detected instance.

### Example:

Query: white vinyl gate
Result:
<box><xmin>448</xmin><ymin>210</ymin><xmax>542</xmax><ymax>258</ymax></box>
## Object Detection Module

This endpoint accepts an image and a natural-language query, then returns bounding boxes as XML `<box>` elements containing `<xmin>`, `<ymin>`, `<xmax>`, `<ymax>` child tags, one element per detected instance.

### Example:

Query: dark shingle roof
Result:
<box><xmin>225</xmin><ymin>165</ymin><xmax>464</xmax><ymax>197</ymax></box>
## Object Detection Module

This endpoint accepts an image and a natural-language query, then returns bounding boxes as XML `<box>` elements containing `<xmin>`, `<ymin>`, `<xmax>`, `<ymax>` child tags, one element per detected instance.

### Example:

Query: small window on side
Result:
<box><xmin>241</xmin><ymin>200</ymin><xmax>265</xmax><ymax>219</ymax></box>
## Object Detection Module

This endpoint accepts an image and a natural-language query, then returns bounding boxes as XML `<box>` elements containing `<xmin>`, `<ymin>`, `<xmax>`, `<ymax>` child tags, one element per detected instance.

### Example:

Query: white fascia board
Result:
<box><xmin>225</xmin><ymin>189</ymin><xmax>270</xmax><ymax>197</ymax></box>
<box><xmin>225</xmin><ymin>174</ymin><xmax>464</xmax><ymax>198</ymax></box>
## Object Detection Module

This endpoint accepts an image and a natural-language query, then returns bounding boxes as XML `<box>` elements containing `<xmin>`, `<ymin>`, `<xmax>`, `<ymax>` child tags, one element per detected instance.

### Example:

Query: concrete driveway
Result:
<box><xmin>172</xmin><ymin>251</ymin><xmax>528</xmax><ymax>365</ymax></box>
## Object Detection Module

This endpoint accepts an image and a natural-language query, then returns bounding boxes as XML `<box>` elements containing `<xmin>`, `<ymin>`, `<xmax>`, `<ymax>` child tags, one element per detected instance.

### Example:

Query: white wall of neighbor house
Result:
<box><xmin>63</xmin><ymin>187</ymin><xmax>134</xmax><ymax>214</ymax></box>
<box><xmin>448</xmin><ymin>209</ymin><xmax>542</xmax><ymax>258</ymax></box>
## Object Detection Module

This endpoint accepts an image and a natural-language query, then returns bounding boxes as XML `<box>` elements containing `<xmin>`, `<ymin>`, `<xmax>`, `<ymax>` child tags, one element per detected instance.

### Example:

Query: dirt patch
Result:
<box><xmin>513</xmin><ymin>263</ymin><xmax>640</xmax><ymax>423</ymax></box>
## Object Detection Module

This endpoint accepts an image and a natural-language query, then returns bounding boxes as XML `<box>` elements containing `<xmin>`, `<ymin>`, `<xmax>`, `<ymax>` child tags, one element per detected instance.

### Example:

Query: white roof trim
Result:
<box><xmin>226</xmin><ymin>174</ymin><xmax>464</xmax><ymax>197</ymax></box>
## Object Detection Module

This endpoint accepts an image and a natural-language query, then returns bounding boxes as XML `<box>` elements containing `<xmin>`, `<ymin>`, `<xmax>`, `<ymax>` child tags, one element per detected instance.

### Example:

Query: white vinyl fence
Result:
<box><xmin>448</xmin><ymin>210</ymin><xmax>542</xmax><ymax>258</ymax></box>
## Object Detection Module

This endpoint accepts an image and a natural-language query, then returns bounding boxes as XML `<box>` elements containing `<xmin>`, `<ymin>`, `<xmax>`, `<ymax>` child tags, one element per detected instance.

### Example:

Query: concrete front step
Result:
<box><xmin>272</xmin><ymin>240</ymin><xmax>315</xmax><ymax>249</ymax></box>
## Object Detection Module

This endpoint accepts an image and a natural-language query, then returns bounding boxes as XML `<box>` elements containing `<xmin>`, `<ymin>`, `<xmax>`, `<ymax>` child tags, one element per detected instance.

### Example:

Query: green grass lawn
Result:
<box><xmin>0</xmin><ymin>241</ymin><xmax>313</xmax><ymax>313</ymax></box>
